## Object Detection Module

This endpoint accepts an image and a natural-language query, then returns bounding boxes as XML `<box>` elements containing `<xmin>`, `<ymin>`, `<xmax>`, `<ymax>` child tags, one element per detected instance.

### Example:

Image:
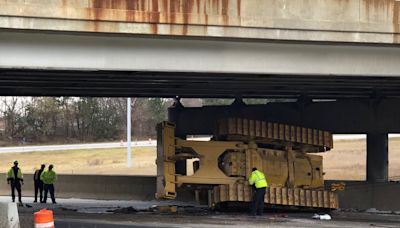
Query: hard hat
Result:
<box><xmin>13</xmin><ymin>160</ymin><xmax>18</xmax><ymax>164</ymax></box>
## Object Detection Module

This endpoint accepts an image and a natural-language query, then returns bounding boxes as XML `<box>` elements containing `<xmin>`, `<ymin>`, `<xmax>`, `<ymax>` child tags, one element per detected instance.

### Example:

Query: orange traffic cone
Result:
<box><xmin>34</xmin><ymin>209</ymin><xmax>55</xmax><ymax>228</ymax></box>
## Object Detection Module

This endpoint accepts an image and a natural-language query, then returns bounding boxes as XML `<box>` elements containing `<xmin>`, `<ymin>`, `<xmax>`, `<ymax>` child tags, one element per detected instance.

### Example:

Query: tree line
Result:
<box><xmin>0</xmin><ymin>97</ymin><xmax>272</xmax><ymax>145</ymax></box>
<box><xmin>0</xmin><ymin>97</ymin><xmax>170</xmax><ymax>145</ymax></box>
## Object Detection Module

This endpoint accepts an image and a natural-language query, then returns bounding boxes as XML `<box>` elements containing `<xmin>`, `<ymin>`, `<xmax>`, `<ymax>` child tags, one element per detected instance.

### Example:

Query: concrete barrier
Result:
<box><xmin>0</xmin><ymin>173</ymin><xmax>156</xmax><ymax>201</ymax></box>
<box><xmin>0</xmin><ymin>202</ymin><xmax>20</xmax><ymax>228</ymax></box>
<box><xmin>2</xmin><ymin>174</ymin><xmax>399</xmax><ymax>210</ymax></box>
<box><xmin>326</xmin><ymin>180</ymin><xmax>400</xmax><ymax>211</ymax></box>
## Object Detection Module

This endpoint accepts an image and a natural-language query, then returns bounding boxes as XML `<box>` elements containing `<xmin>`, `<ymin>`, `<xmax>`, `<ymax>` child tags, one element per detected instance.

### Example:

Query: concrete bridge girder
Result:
<box><xmin>1</xmin><ymin>31</ymin><xmax>400</xmax><ymax>76</ymax></box>
<box><xmin>1</xmin><ymin>0</ymin><xmax>400</xmax><ymax>44</ymax></box>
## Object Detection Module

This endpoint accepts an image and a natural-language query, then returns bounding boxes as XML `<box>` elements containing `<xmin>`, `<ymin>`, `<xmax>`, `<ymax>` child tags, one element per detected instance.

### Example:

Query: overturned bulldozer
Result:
<box><xmin>156</xmin><ymin>118</ymin><xmax>338</xmax><ymax>209</ymax></box>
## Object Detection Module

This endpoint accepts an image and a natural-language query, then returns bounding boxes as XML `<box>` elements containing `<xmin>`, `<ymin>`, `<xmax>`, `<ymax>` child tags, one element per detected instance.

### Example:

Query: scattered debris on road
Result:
<box><xmin>312</xmin><ymin>214</ymin><xmax>332</xmax><ymax>220</ymax></box>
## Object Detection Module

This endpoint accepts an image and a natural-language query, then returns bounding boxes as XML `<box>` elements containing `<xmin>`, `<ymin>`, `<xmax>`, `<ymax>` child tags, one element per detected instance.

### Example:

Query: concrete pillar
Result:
<box><xmin>367</xmin><ymin>133</ymin><xmax>388</xmax><ymax>182</ymax></box>
<box><xmin>167</xmin><ymin>98</ymin><xmax>186</xmax><ymax>136</ymax></box>
<box><xmin>167</xmin><ymin>100</ymin><xmax>182</xmax><ymax>125</ymax></box>
<box><xmin>167</xmin><ymin>99</ymin><xmax>187</xmax><ymax>175</ymax></box>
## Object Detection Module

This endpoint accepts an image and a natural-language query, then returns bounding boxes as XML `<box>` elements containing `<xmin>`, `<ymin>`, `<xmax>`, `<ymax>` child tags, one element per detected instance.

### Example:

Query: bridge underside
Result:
<box><xmin>2</xmin><ymin>30</ymin><xmax>400</xmax><ymax>98</ymax></box>
<box><xmin>1</xmin><ymin>31</ymin><xmax>399</xmax><ymax>183</ymax></box>
<box><xmin>2</xmin><ymin>69</ymin><xmax>400</xmax><ymax>99</ymax></box>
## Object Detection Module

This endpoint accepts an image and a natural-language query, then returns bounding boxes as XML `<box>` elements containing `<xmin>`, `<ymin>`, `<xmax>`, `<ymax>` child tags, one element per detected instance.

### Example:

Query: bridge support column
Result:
<box><xmin>366</xmin><ymin>133</ymin><xmax>388</xmax><ymax>182</ymax></box>
<box><xmin>167</xmin><ymin>99</ymin><xmax>187</xmax><ymax>175</ymax></box>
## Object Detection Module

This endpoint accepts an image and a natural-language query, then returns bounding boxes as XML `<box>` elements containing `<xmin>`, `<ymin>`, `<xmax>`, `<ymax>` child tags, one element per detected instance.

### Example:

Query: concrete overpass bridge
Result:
<box><xmin>1</xmin><ymin>0</ymin><xmax>400</xmax><ymax>183</ymax></box>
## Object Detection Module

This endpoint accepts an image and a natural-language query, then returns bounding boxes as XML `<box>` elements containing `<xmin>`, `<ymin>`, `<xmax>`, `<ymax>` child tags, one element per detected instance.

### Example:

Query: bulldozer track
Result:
<box><xmin>212</xmin><ymin>184</ymin><xmax>338</xmax><ymax>209</ymax></box>
<box><xmin>216</xmin><ymin>118</ymin><xmax>333</xmax><ymax>152</ymax></box>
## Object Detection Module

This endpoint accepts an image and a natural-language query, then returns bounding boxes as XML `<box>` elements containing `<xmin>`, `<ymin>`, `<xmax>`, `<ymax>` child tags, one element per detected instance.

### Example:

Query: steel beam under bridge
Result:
<box><xmin>168</xmin><ymin>99</ymin><xmax>400</xmax><ymax>135</ymax></box>
<box><xmin>1</xmin><ymin>31</ymin><xmax>400</xmax><ymax>98</ymax></box>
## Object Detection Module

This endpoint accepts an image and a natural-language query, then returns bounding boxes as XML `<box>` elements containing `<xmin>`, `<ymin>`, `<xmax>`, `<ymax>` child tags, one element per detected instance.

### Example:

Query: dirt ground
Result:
<box><xmin>1</xmin><ymin>138</ymin><xmax>400</xmax><ymax>180</ymax></box>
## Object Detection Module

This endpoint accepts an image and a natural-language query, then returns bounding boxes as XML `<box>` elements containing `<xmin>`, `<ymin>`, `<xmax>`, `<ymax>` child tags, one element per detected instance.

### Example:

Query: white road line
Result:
<box><xmin>1</xmin><ymin>134</ymin><xmax>399</xmax><ymax>154</ymax></box>
<box><xmin>0</xmin><ymin>141</ymin><xmax>156</xmax><ymax>154</ymax></box>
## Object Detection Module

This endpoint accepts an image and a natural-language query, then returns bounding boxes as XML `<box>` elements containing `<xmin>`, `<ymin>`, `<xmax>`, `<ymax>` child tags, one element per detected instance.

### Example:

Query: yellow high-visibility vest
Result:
<box><xmin>7</xmin><ymin>167</ymin><xmax>23</xmax><ymax>180</ymax></box>
<box><xmin>40</xmin><ymin>170</ymin><xmax>57</xmax><ymax>185</ymax></box>
<box><xmin>249</xmin><ymin>170</ymin><xmax>268</xmax><ymax>188</ymax></box>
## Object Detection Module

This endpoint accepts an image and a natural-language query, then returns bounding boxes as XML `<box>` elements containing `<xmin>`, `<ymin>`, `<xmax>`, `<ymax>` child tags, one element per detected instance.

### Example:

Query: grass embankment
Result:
<box><xmin>320</xmin><ymin>137</ymin><xmax>400</xmax><ymax>180</ymax></box>
<box><xmin>0</xmin><ymin>147</ymin><xmax>156</xmax><ymax>175</ymax></box>
<box><xmin>1</xmin><ymin>138</ymin><xmax>400</xmax><ymax>180</ymax></box>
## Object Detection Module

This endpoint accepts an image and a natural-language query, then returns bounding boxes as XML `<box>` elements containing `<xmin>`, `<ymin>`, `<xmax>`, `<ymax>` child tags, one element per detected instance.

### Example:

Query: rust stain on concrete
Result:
<box><xmin>393</xmin><ymin>1</ymin><xmax>400</xmax><ymax>43</ymax></box>
<box><xmin>236</xmin><ymin>0</ymin><xmax>241</xmax><ymax>16</ymax></box>
<box><xmin>126</xmin><ymin>0</ymin><xmax>140</xmax><ymax>11</ymax></box>
<box><xmin>195</xmin><ymin>0</ymin><xmax>201</xmax><ymax>13</ymax></box>
<box><xmin>361</xmin><ymin>0</ymin><xmax>400</xmax><ymax>43</ymax></box>
<box><xmin>182</xmin><ymin>0</ymin><xmax>194</xmax><ymax>35</ymax></box>
<box><xmin>151</xmin><ymin>0</ymin><xmax>159</xmax><ymax>33</ymax></box>
<box><xmin>83</xmin><ymin>0</ymin><xmax>237</xmax><ymax>34</ymax></box>
<box><xmin>363</xmin><ymin>0</ymin><xmax>392</xmax><ymax>20</ymax></box>
<box><xmin>363</xmin><ymin>0</ymin><xmax>388</xmax><ymax>10</ymax></box>
<box><xmin>221</xmin><ymin>0</ymin><xmax>229</xmax><ymax>24</ymax></box>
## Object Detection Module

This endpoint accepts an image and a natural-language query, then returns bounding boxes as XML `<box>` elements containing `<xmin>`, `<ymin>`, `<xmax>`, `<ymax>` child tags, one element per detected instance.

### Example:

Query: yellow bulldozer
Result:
<box><xmin>156</xmin><ymin>118</ymin><xmax>338</xmax><ymax>210</ymax></box>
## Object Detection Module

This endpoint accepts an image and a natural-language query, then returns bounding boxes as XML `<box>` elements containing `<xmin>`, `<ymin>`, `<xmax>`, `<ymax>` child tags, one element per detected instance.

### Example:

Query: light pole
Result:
<box><xmin>127</xmin><ymin>97</ymin><xmax>132</xmax><ymax>168</ymax></box>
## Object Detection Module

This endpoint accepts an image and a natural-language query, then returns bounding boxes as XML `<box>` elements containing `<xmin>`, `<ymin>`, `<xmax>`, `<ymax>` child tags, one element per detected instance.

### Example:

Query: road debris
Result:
<box><xmin>108</xmin><ymin>206</ymin><xmax>139</xmax><ymax>214</ymax></box>
<box><xmin>312</xmin><ymin>214</ymin><xmax>332</xmax><ymax>220</ymax></box>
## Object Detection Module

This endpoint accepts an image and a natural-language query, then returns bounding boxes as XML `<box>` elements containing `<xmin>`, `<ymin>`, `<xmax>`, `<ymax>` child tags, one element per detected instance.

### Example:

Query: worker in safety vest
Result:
<box><xmin>248</xmin><ymin>167</ymin><xmax>268</xmax><ymax>216</ymax></box>
<box><xmin>6</xmin><ymin>160</ymin><xmax>24</xmax><ymax>203</ymax></box>
<box><xmin>40</xmin><ymin>164</ymin><xmax>57</xmax><ymax>204</ymax></box>
<box><xmin>33</xmin><ymin>164</ymin><xmax>45</xmax><ymax>203</ymax></box>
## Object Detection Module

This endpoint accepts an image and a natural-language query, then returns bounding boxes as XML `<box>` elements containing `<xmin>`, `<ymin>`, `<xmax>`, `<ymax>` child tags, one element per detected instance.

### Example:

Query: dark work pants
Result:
<box><xmin>43</xmin><ymin>184</ymin><xmax>56</xmax><ymax>203</ymax></box>
<box><xmin>34</xmin><ymin>181</ymin><xmax>44</xmax><ymax>202</ymax></box>
<box><xmin>251</xmin><ymin>187</ymin><xmax>266</xmax><ymax>216</ymax></box>
<box><xmin>10</xmin><ymin>182</ymin><xmax>22</xmax><ymax>202</ymax></box>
